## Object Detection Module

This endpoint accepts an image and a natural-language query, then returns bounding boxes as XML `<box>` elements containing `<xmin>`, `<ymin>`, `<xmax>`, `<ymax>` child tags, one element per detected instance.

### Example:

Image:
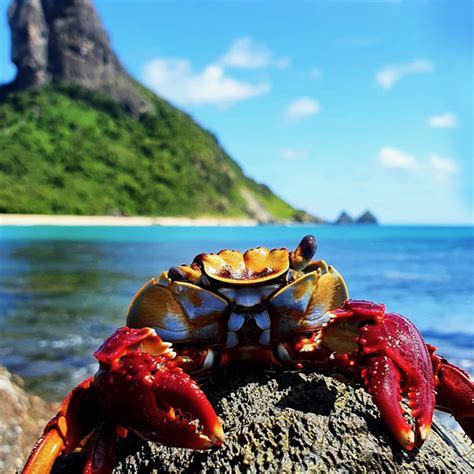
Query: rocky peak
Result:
<box><xmin>356</xmin><ymin>210</ymin><xmax>378</xmax><ymax>224</ymax></box>
<box><xmin>334</xmin><ymin>211</ymin><xmax>354</xmax><ymax>225</ymax></box>
<box><xmin>334</xmin><ymin>210</ymin><xmax>379</xmax><ymax>225</ymax></box>
<box><xmin>7</xmin><ymin>0</ymin><xmax>151</xmax><ymax>115</ymax></box>
<box><xmin>8</xmin><ymin>0</ymin><xmax>48</xmax><ymax>88</ymax></box>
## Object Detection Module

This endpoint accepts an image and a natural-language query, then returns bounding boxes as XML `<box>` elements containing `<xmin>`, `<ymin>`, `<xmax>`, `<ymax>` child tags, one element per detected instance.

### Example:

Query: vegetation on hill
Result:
<box><xmin>0</xmin><ymin>84</ymin><xmax>312</xmax><ymax>220</ymax></box>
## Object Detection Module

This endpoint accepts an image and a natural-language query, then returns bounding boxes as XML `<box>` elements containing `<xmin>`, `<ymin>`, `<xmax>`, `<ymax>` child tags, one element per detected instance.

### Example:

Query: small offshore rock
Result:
<box><xmin>356</xmin><ymin>210</ymin><xmax>379</xmax><ymax>225</ymax></box>
<box><xmin>333</xmin><ymin>211</ymin><xmax>354</xmax><ymax>225</ymax></box>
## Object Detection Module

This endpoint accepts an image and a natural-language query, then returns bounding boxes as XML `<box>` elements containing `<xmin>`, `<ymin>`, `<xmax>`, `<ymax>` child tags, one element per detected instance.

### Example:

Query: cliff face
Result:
<box><xmin>7</xmin><ymin>0</ymin><xmax>151</xmax><ymax>115</ymax></box>
<box><xmin>8</xmin><ymin>0</ymin><xmax>48</xmax><ymax>88</ymax></box>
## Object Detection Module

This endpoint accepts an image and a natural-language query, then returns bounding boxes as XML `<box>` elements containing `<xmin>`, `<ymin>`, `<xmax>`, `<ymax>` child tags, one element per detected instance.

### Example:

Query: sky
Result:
<box><xmin>0</xmin><ymin>0</ymin><xmax>472</xmax><ymax>224</ymax></box>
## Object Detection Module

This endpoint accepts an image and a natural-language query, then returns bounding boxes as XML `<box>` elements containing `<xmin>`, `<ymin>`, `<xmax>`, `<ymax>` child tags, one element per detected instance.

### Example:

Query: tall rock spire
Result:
<box><xmin>7</xmin><ymin>0</ymin><xmax>151</xmax><ymax>115</ymax></box>
<box><xmin>8</xmin><ymin>0</ymin><xmax>49</xmax><ymax>88</ymax></box>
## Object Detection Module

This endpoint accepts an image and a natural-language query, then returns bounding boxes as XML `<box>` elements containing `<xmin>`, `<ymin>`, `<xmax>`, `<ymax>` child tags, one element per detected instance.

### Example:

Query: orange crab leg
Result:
<box><xmin>22</xmin><ymin>428</ymin><xmax>63</xmax><ymax>474</ymax></box>
<box><xmin>23</xmin><ymin>377</ymin><xmax>107</xmax><ymax>473</ymax></box>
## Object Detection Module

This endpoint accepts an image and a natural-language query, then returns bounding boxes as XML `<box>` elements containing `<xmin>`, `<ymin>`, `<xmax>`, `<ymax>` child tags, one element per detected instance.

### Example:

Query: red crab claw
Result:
<box><xmin>93</xmin><ymin>326</ymin><xmax>223</xmax><ymax>450</ymax></box>
<box><xmin>428</xmin><ymin>345</ymin><xmax>474</xmax><ymax>440</ymax></box>
<box><xmin>22</xmin><ymin>377</ymin><xmax>106</xmax><ymax>473</ymax></box>
<box><xmin>322</xmin><ymin>300</ymin><xmax>435</xmax><ymax>450</ymax></box>
<box><xmin>23</xmin><ymin>327</ymin><xmax>222</xmax><ymax>474</ymax></box>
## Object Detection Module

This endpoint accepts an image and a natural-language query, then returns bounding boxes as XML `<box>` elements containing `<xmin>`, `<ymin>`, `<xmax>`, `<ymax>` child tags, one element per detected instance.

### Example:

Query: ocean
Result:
<box><xmin>0</xmin><ymin>224</ymin><xmax>472</xmax><ymax>401</ymax></box>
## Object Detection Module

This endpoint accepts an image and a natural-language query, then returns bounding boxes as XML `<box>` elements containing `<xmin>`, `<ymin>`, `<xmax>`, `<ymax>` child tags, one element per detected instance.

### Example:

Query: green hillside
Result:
<box><xmin>0</xmin><ymin>84</ymin><xmax>312</xmax><ymax>221</ymax></box>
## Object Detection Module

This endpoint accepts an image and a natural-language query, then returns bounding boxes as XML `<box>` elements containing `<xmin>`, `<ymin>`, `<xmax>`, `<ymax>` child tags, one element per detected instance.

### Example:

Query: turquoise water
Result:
<box><xmin>0</xmin><ymin>224</ymin><xmax>473</xmax><ymax>400</ymax></box>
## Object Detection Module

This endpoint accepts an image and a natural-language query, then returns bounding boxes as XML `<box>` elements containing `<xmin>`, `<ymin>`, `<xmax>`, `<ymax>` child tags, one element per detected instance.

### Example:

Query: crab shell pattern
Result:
<box><xmin>126</xmin><ymin>235</ymin><xmax>348</xmax><ymax>368</ymax></box>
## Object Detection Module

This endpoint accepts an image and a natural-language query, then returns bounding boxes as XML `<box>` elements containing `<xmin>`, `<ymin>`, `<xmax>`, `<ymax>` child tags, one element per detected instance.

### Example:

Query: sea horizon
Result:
<box><xmin>0</xmin><ymin>224</ymin><xmax>472</xmax><ymax>401</ymax></box>
<box><xmin>1</xmin><ymin>213</ymin><xmax>473</xmax><ymax>229</ymax></box>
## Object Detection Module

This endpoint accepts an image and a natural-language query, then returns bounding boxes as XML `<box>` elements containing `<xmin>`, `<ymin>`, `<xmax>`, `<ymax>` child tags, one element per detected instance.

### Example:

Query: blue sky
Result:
<box><xmin>0</xmin><ymin>0</ymin><xmax>472</xmax><ymax>224</ymax></box>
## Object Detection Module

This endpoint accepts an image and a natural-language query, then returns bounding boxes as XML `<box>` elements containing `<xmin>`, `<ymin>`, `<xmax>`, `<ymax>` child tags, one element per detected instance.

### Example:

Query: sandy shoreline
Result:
<box><xmin>0</xmin><ymin>214</ymin><xmax>261</xmax><ymax>227</ymax></box>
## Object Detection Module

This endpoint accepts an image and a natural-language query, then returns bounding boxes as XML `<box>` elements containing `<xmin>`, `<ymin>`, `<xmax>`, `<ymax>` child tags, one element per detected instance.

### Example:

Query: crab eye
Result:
<box><xmin>168</xmin><ymin>265</ymin><xmax>203</xmax><ymax>284</ymax></box>
<box><xmin>168</xmin><ymin>266</ymin><xmax>187</xmax><ymax>282</ymax></box>
<box><xmin>290</xmin><ymin>235</ymin><xmax>317</xmax><ymax>270</ymax></box>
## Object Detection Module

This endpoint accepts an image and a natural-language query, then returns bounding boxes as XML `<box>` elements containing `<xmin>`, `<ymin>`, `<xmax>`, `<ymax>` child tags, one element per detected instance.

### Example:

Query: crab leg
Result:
<box><xmin>319</xmin><ymin>300</ymin><xmax>436</xmax><ymax>450</ymax></box>
<box><xmin>22</xmin><ymin>377</ymin><xmax>108</xmax><ymax>473</ymax></box>
<box><xmin>428</xmin><ymin>345</ymin><xmax>474</xmax><ymax>440</ymax></box>
<box><xmin>83</xmin><ymin>421</ymin><xmax>119</xmax><ymax>474</ymax></box>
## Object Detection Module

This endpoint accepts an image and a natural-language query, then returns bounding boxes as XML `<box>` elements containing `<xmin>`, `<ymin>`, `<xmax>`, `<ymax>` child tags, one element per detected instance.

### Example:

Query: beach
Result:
<box><xmin>0</xmin><ymin>214</ymin><xmax>260</xmax><ymax>227</ymax></box>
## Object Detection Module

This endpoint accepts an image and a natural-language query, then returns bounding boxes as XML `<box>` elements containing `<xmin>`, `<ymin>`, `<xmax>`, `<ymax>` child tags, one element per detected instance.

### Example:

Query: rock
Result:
<box><xmin>7</xmin><ymin>0</ymin><xmax>151</xmax><ymax>115</ymax></box>
<box><xmin>333</xmin><ymin>211</ymin><xmax>354</xmax><ymax>225</ymax></box>
<box><xmin>334</xmin><ymin>210</ymin><xmax>379</xmax><ymax>225</ymax></box>
<box><xmin>0</xmin><ymin>366</ymin><xmax>57</xmax><ymax>474</ymax></box>
<box><xmin>54</xmin><ymin>368</ymin><xmax>472</xmax><ymax>473</ymax></box>
<box><xmin>7</xmin><ymin>0</ymin><xmax>49</xmax><ymax>88</ymax></box>
<box><xmin>356</xmin><ymin>210</ymin><xmax>378</xmax><ymax>225</ymax></box>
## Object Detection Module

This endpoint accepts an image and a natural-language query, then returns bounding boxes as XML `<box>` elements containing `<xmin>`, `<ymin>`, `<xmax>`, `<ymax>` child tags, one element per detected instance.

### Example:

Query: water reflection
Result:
<box><xmin>1</xmin><ymin>241</ymin><xmax>130</xmax><ymax>399</ymax></box>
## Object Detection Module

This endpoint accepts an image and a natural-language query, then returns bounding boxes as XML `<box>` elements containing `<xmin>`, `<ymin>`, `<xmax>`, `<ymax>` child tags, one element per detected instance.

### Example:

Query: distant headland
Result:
<box><xmin>0</xmin><ymin>0</ymin><xmax>376</xmax><ymax>225</ymax></box>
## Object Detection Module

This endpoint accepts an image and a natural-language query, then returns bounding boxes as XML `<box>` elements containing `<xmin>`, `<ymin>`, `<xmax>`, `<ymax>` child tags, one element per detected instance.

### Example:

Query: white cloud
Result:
<box><xmin>428</xmin><ymin>113</ymin><xmax>458</xmax><ymax>128</ymax></box>
<box><xmin>220</xmin><ymin>37</ymin><xmax>291</xmax><ymax>69</ymax></box>
<box><xmin>430</xmin><ymin>154</ymin><xmax>459</xmax><ymax>176</ymax></box>
<box><xmin>310</xmin><ymin>68</ymin><xmax>322</xmax><ymax>78</ymax></box>
<box><xmin>376</xmin><ymin>59</ymin><xmax>434</xmax><ymax>89</ymax></box>
<box><xmin>286</xmin><ymin>97</ymin><xmax>320</xmax><ymax>122</ymax></box>
<box><xmin>379</xmin><ymin>147</ymin><xmax>421</xmax><ymax>170</ymax></box>
<box><xmin>280</xmin><ymin>148</ymin><xmax>309</xmax><ymax>160</ymax></box>
<box><xmin>379</xmin><ymin>148</ymin><xmax>460</xmax><ymax>181</ymax></box>
<box><xmin>275</xmin><ymin>56</ymin><xmax>292</xmax><ymax>69</ymax></box>
<box><xmin>142</xmin><ymin>58</ymin><xmax>270</xmax><ymax>107</ymax></box>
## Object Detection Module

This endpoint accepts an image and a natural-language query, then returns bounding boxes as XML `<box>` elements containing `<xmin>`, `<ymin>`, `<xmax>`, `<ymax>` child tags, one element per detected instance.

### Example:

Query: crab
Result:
<box><xmin>23</xmin><ymin>235</ymin><xmax>473</xmax><ymax>473</ymax></box>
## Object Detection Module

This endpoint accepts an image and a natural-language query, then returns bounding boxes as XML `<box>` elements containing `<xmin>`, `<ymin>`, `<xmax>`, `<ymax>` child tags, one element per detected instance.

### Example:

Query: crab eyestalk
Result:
<box><xmin>290</xmin><ymin>235</ymin><xmax>317</xmax><ymax>270</ymax></box>
<box><xmin>93</xmin><ymin>327</ymin><xmax>223</xmax><ymax>450</ymax></box>
<box><xmin>168</xmin><ymin>264</ymin><xmax>203</xmax><ymax>285</ymax></box>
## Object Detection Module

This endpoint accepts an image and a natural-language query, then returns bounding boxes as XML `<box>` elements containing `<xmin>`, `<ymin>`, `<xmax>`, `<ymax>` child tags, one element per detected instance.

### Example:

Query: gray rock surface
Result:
<box><xmin>8</xmin><ymin>0</ymin><xmax>49</xmax><ymax>88</ymax></box>
<box><xmin>7</xmin><ymin>0</ymin><xmax>151</xmax><ymax>115</ymax></box>
<box><xmin>54</xmin><ymin>368</ymin><xmax>473</xmax><ymax>473</ymax></box>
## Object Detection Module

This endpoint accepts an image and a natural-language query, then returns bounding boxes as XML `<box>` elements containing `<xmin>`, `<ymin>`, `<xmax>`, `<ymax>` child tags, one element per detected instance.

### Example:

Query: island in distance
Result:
<box><xmin>333</xmin><ymin>210</ymin><xmax>379</xmax><ymax>225</ymax></box>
